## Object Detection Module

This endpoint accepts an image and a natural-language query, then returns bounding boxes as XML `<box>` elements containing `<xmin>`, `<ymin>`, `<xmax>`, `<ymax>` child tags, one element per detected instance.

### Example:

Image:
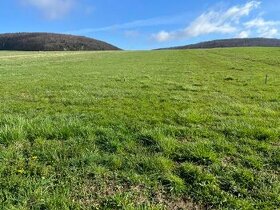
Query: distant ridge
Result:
<box><xmin>0</xmin><ymin>32</ymin><xmax>121</xmax><ymax>51</ymax></box>
<box><xmin>157</xmin><ymin>38</ymin><xmax>280</xmax><ymax>50</ymax></box>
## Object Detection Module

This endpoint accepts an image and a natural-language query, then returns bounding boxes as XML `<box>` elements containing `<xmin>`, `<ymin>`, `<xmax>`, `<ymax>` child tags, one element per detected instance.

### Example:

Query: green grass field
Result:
<box><xmin>0</xmin><ymin>48</ymin><xmax>279</xmax><ymax>209</ymax></box>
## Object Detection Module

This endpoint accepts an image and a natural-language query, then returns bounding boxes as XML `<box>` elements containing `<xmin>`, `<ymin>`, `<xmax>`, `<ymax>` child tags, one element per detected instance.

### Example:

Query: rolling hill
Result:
<box><xmin>158</xmin><ymin>38</ymin><xmax>280</xmax><ymax>50</ymax></box>
<box><xmin>0</xmin><ymin>33</ymin><xmax>121</xmax><ymax>51</ymax></box>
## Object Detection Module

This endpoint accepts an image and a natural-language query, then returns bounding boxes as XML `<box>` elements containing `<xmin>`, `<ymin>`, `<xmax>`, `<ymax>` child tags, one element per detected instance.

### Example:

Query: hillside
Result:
<box><xmin>158</xmin><ymin>38</ymin><xmax>280</xmax><ymax>50</ymax></box>
<box><xmin>0</xmin><ymin>49</ymin><xmax>279</xmax><ymax>209</ymax></box>
<box><xmin>0</xmin><ymin>33</ymin><xmax>121</xmax><ymax>51</ymax></box>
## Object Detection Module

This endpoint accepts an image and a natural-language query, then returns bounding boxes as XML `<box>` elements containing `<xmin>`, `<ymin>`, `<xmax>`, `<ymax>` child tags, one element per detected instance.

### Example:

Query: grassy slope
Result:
<box><xmin>0</xmin><ymin>48</ymin><xmax>279</xmax><ymax>209</ymax></box>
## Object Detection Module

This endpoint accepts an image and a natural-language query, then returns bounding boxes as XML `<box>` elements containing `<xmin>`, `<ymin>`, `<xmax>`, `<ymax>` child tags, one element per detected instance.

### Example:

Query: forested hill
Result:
<box><xmin>0</xmin><ymin>33</ymin><xmax>121</xmax><ymax>51</ymax></box>
<box><xmin>157</xmin><ymin>38</ymin><xmax>280</xmax><ymax>50</ymax></box>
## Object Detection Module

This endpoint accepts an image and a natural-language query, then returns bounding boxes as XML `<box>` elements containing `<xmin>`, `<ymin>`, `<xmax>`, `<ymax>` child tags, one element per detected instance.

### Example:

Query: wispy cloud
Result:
<box><xmin>21</xmin><ymin>0</ymin><xmax>75</xmax><ymax>20</ymax></box>
<box><xmin>237</xmin><ymin>30</ymin><xmax>251</xmax><ymax>38</ymax></box>
<box><xmin>244</xmin><ymin>18</ymin><xmax>280</xmax><ymax>37</ymax></box>
<box><xmin>124</xmin><ymin>30</ymin><xmax>140</xmax><ymax>38</ymax></box>
<box><xmin>245</xmin><ymin>17</ymin><xmax>280</xmax><ymax>28</ymax></box>
<box><xmin>51</xmin><ymin>0</ymin><xmax>279</xmax><ymax>41</ymax></box>
<box><xmin>153</xmin><ymin>1</ymin><xmax>261</xmax><ymax>42</ymax></box>
<box><xmin>66</xmin><ymin>14</ymin><xmax>187</xmax><ymax>35</ymax></box>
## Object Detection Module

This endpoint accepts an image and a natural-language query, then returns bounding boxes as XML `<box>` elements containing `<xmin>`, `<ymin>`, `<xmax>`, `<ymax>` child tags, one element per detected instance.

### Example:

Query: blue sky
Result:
<box><xmin>1</xmin><ymin>0</ymin><xmax>280</xmax><ymax>49</ymax></box>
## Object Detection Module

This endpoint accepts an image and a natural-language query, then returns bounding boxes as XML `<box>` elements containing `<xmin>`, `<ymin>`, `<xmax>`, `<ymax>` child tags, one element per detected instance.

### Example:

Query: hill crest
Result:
<box><xmin>157</xmin><ymin>38</ymin><xmax>280</xmax><ymax>50</ymax></box>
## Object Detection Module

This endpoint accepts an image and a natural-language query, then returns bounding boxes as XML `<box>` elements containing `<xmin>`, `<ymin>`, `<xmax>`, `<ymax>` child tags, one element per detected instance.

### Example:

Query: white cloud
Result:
<box><xmin>184</xmin><ymin>12</ymin><xmax>238</xmax><ymax>37</ymax></box>
<box><xmin>223</xmin><ymin>1</ymin><xmax>261</xmax><ymax>21</ymax></box>
<box><xmin>260</xmin><ymin>28</ymin><xmax>278</xmax><ymax>38</ymax></box>
<box><xmin>22</xmin><ymin>0</ymin><xmax>75</xmax><ymax>20</ymax></box>
<box><xmin>245</xmin><ymin>18</ymin><xmax>280</xmax><ymax>28</ymax></box>
<box><xmin>244</xmin><ymin>18</ymin><xmax>280</xmax><ymax>38</ymax></box>
<box><xmin>152</xmin><ymin>31</ymin><xmax>172</xmax><ymax>42</ymax></box>
<box><xmin>153</xmin><ymin>1</ymin><xmax>261</xmax><ymax>42</ymax></box>
<box><xmin>237</xmin><ymin>31</ymin><xmax>251</xmax><ymax>38</ymax></box>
